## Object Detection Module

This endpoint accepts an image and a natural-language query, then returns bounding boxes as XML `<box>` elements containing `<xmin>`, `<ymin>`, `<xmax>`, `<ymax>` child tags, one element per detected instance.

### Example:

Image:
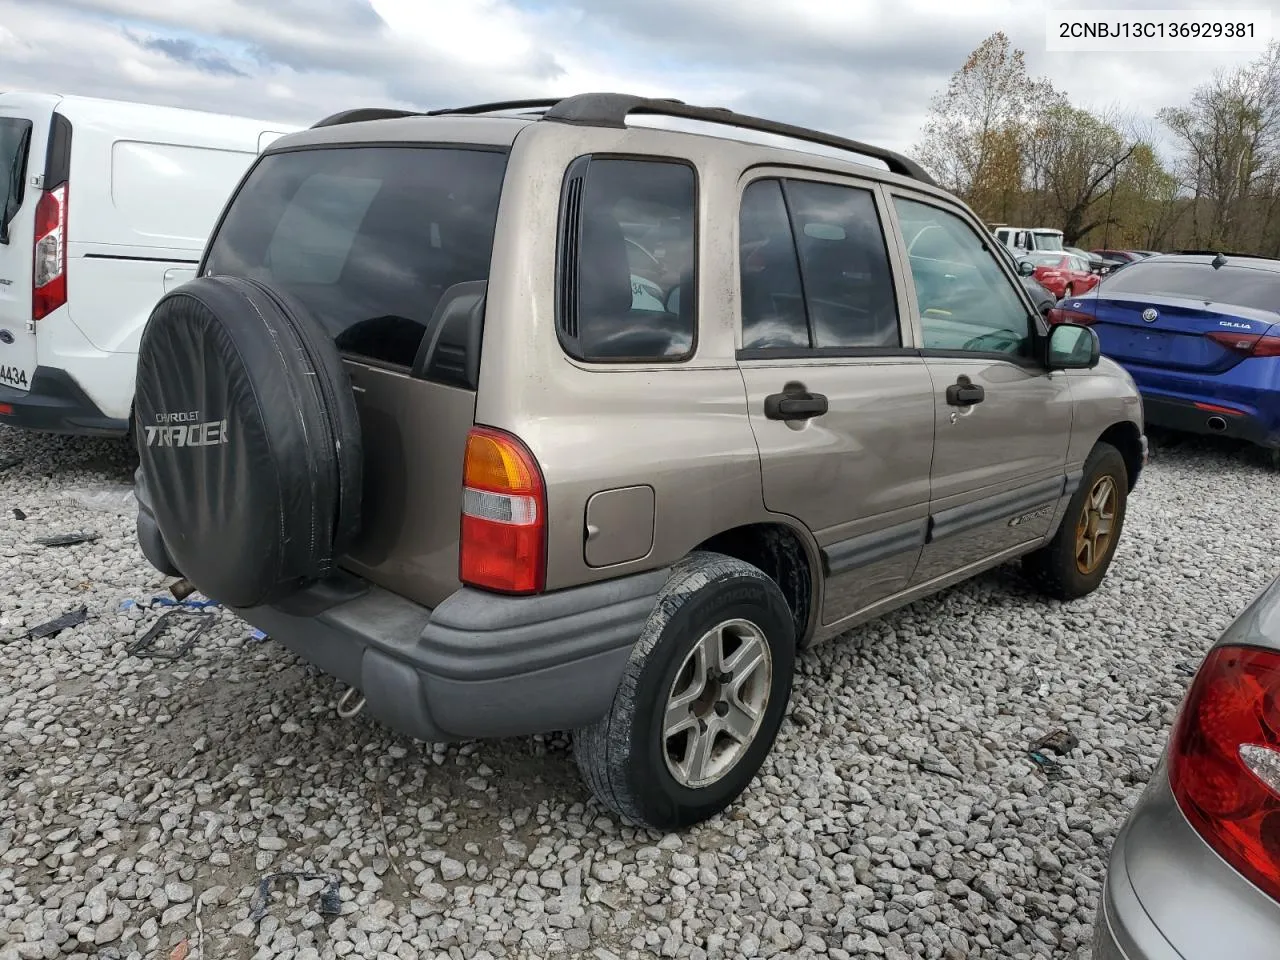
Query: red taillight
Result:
<box><xmin>1168</xmin><ymin>644</ymin><xmax>1280</xmax><ymax>904</ymax></box>
<box><xmin>1251</xmin><ymin>335</ymin><xmax>1280</xmax><ymax>358</ymax></box>
<box><xmin>1046</xmin><ymin>306</ymin><xmax>1096</xmax><ymax>326</ymax></box>
<box><xmin>32</xmin><ymin>185</ymin><xmax>68</xmax><ymax>321</ymax></box>
<box><xmin>1193</xmin><ymin>401</ymin><xmax>1246</xmax><ymax>416</ymax></box>
<box><xmin>459</xmin><ymin>426</ymin><xmax>546</xmax><ymax>594</ymax></box>
<box><xmin>1206</xmin><ymin>331</ymin><xmax>1280</xmax><ymax>357</ymax></box>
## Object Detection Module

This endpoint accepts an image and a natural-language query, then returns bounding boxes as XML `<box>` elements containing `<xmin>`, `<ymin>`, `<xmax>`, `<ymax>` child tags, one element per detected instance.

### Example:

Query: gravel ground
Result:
<box><xmin>1</xmin><ymin>425</ymin><xmax>1277</xmax><ymax>960</ymax></box>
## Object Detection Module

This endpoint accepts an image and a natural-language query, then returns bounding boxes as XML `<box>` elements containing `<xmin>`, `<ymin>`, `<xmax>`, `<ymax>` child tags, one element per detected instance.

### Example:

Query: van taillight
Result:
<box><xmin>32</xmin><ymin>185</ymin><xmax>67</xmax><ymax>320</ymax></box>
<box><xmin>459</xmin><ymin>426</ymin><xmax>546</xmax><ymax>594</ymax></box>
<box><xmin>1167</xmin><ymin>644</ymin><xmax>1280</xmax><ymax>905</ymax></box>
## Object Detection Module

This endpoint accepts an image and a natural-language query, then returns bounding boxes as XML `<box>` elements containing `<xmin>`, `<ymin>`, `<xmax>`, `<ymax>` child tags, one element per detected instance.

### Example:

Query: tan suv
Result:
<box><xmin>132</xmin><ymin>94</ymin><xmax>1146</xmax><ymax>830</ymax></box>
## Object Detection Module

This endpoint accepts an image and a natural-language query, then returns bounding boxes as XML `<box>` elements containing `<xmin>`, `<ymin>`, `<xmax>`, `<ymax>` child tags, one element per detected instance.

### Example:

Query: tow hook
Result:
<box><xmin>336</xmin><ymin>686</ymin><xmax>366</xmax><ymax>719</ymax></box>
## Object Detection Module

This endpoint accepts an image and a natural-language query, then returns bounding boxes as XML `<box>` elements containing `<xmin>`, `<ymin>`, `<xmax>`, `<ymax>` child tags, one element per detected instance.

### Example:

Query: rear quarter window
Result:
<box><xmin>203</xmin><ymin>145</ymin><xmax>508</xmax><ymax>370</ymax></box>
<box><xmin>1100</xmin><ymin>261</ymin><xmax>1280</xmax><ymax>313</ymax></box>
<box><xmin>556</xmin><ymin>156</ymin><xmax>697</xmax><ymax>362</ymax></box>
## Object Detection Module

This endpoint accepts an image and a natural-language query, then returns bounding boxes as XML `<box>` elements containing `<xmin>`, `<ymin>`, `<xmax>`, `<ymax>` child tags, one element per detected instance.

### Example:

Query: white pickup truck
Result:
<box><xmin>993</xmin><ymin>225</ymin><xmax>1064</xmax><ymax>253</ymax></box>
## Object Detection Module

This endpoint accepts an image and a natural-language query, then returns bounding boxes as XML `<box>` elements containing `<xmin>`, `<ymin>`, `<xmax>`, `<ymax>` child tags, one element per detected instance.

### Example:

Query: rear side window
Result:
<box><xmin>786</xmin><ymin>181</ymin><xmax>900</xmax><ymax>349</ymax></box>
<box><xmin>0</xmin><ymin>117</ymin><xmax>33</xmax><ymax>244</ymax></box>
<box><xmin>738</xmin><ymin>177</ymin><xmax>900</xmax><ymax>352</ymax></box>
<box><xmin>203</xmin><ymin>145</ymin><xmax>508</xmax><ymax>369</ymax></box>
<box><xmin>1100</xmin><ymin>260</ymin><xmax>1280</xmax><ymax>313</ymax></box>
<box><xmin>557</xmin><ymin>157</ymin><xmax>697</xmax><ymax>362</ymax></box>
<box><xmin>739</xmin><ymin>179</ymin><xmax>808</xmax><ymax>349</ymax></box>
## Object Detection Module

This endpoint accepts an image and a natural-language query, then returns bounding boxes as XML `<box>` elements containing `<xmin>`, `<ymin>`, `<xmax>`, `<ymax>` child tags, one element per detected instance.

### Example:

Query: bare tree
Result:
<box><xmin>912</xmin><ymin>32</ymin><xmax>1055</xmax><ymax>220</ymax></box>
<box><xmin>1159</xmin><ymin>42</ymin><xmax>1280</xmax><ymax>249</ymax></box>
<box><xmin>912</xmin><ymin>38</ymin><xmax>1280</xmax><ymax>254</ymax></box>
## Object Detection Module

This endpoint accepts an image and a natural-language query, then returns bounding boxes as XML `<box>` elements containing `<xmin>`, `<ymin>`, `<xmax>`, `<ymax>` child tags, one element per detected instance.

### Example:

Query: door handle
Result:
<box><xmin>945</xmin><ymin>376</ymin><xmax>984</xmax><ymax>407</ymax></box>
<box><xmin>764</xmin><ymin>391</ymin><xmax>829</xmax><ymax>421</ymax></box>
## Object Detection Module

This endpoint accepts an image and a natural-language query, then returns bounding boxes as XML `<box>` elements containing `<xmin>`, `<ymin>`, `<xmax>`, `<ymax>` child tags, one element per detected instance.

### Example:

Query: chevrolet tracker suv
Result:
<box><xmin>132</xmin><ymin>94</ymin><xmax>1147</xmax><ymax>830</ymax></box>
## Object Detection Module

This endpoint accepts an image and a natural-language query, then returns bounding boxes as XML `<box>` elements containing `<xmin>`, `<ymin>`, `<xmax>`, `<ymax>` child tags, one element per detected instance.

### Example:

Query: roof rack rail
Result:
<box><xmin>540</xmin><ymin>93</ymin><xmax>935</xmax><ymax>186</ymax></box>
<box><xmin>423</xmin><ymin>98</ymin><xmax>565</xmax><ymax>117</ymax></box>
<box><xmin>312</xmin><ymin>107</ymin><xmax>424</xmax><ymax>129</ymax></box>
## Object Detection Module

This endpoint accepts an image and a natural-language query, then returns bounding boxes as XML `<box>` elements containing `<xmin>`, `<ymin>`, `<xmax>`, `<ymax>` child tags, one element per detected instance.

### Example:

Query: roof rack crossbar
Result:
<box><xmin>540</xmin><ymin>93</ymin><xmax>935</xmax><ymax>186</ymax></box>
<box><xmin>311</xmin><ymin>108</ymin><xmax>424</xmax><ymax>129</ymax></box>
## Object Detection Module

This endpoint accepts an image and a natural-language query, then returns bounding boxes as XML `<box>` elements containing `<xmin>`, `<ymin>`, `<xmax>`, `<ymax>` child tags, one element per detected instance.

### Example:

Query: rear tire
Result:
<box><xmin>1022</xmin><ymin>441</ymin><xmax>1128</xmax><ymax>601</ymax></box>
<box><xmin>573</xmin><ymin>551</ymin><xmax>795</xmax><ymax>831</ymax></box>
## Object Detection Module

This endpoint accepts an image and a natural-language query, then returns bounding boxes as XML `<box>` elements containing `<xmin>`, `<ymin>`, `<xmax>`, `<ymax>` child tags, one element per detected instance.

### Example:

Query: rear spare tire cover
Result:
<box><xmin>134</xmin><ymin>275</ymin><xmax>363</xmax><ymax>608</ymax></box>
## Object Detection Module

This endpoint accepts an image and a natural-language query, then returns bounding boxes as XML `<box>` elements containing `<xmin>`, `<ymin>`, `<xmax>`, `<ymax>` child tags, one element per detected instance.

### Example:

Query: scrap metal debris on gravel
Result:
<box><xmin>21</xmin><ymin>605</ymin><xmax>89</xmax><ymax>642</ymax></box>
<box><xmin>1</xmin><ymin>426</ymin><xmax>1278</xmax><ymax>960</ymax></box>
<box><xmin>247</xmin><ymin>872</ymin><xmax>343</xmax><ymax>924</ymax></box>
<box><xmin>34</xmin><ymin>531</ymin><xmax>100</xmax><ymax>547</ymax></box>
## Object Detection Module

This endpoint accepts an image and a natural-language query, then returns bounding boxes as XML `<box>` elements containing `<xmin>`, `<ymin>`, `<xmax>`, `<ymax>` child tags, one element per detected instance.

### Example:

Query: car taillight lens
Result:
<box><xmin>1168</xmin><ymin>644</ymin><xmax>1280</xmax><ymax>904</ymax></box>
<box><xmin>1046</xmin><ymin>306</ymin><xmax>1095</xmax><ymax>325</ymax></box>
<box><xmin>459</xmin><ymin>426</ymin><xmax>546</xmax><ymax>594</ymax></box>
<box><xmin>33</xmin><ymin>185</ymin><xmax>68</xmax><ymax>321</ymax></box>
<box><xmin>1206</xmin><ymin>331</ymin><xmax>1280</xmax><ymax>357</ymax></box>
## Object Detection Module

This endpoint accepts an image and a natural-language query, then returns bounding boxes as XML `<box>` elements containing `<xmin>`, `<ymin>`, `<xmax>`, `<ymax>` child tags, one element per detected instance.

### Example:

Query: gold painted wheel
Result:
<box><xmin>1075</xmin><ymin>475</ymin><xmax>1118</xmax><ymax>575</ymax></box>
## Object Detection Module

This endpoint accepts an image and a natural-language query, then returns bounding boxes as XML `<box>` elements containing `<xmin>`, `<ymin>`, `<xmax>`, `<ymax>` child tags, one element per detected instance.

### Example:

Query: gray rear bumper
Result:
<box><xmin>1093</xmin><ymin>765</ymin><xmax>1280</xmax><ymax>960</ymax></box>
<box><xmin>234</xmin><ymin>568</ymin><xmax>669</xmax><ymax>743</ymax></box>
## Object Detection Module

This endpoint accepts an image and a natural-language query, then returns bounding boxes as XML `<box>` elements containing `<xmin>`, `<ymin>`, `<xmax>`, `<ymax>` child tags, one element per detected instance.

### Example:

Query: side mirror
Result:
<box><xmin>1048</xmin><ymin>322</ymin><xmax>1100</xmax><ymax>370</ymax></box>
<box><xmin>1017</xmin><ymin>259</ymin><xmax>1036</xmax><ymax>277</ymax></box>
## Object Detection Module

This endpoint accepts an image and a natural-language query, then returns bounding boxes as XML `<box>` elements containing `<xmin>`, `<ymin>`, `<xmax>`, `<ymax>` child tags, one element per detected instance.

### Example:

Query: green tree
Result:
<box><xmin>1024</xmin><ymin>105</ymin><xmax>1136</xmax><ymax>245</ymax></box>
<box><xmin>1096</xmin><ymin>143</ymin><xmax>1183</xmax><ymax>250</ymax></box>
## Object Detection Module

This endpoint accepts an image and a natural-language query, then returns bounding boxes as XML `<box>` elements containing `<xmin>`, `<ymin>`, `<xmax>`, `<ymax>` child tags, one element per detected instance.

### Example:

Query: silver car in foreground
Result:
<box><xmin>1094</xmin><ymin>571</ymin><xmax>1280</xmax><ymax>959</ymax></box>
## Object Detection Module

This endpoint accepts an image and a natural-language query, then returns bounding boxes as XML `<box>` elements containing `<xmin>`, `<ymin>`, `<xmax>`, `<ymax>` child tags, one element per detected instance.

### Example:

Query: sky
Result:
<box><xmin>0</xmin><ymin>0</ymin><xmax>1272</xmax><ymax>161</ymax></box>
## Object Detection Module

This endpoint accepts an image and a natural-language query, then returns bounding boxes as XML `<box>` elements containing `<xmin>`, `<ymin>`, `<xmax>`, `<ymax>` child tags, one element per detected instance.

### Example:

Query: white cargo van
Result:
<box><xmin>0</xmin><ymin>92</ymin><xmax>297</xmax><ymax>436</ymax></box>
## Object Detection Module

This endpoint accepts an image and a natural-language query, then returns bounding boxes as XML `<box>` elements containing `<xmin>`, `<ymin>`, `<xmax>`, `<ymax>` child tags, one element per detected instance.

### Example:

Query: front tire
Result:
<box><xmin>573</xmin><ymin>551</ymin><xmax>796</xmax><ymax>831</ymax></box>
<box><xmin>1022</xmin><ymin>441</ymin><xmax>1128</xmax><ymax>601</ymax></box>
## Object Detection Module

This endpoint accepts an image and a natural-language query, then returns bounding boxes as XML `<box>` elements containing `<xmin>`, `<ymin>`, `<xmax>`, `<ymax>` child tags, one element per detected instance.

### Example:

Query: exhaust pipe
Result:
<box><xmin>1206</xmin><ymin>416</ymin><xmax>1227</xmax><ymax>433</ymax></box>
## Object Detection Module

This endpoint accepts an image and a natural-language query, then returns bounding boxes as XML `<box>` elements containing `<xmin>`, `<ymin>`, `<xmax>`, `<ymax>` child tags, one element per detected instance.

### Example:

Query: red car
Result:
<box><xmin>1019</xmin><ymin>251</ymin><xmax>1100</xmax><ymax>299</ymax></box>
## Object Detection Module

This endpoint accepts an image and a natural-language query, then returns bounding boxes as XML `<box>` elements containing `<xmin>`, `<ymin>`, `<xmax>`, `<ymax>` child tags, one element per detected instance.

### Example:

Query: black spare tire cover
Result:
<box><xmin>134</xmin><ymin>275</ymin><xmax>363</xmax><ymax>608</ymax></box>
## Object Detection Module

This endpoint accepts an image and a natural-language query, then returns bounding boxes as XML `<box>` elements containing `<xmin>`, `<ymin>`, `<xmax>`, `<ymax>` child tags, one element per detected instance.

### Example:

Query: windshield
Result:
<box><xmin>203</xmin><ymin>144</ymin><xmax>508</xmax><ymax>369</ymax></box>
<box><xmin>1099</xmin><ymin>260</ymin><xmax>1280</xmax><ymax>313</ymax></box>
<box><xmin>0</xmin><ymin>117</ymin><xmax>33</xmax><ymax>244</ymax></box>
<box><xmin>1032</xmin><ymin>232</ymin><xmax>1063</xmax><ymax>252</ymax></box>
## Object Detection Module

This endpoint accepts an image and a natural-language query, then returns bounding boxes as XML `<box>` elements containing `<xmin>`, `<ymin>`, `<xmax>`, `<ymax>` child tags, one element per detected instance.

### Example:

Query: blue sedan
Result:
<box><xmin>1049</xmin><ymin>253</ymin><xmax>1280</xmax><ymax>454</ymax></box>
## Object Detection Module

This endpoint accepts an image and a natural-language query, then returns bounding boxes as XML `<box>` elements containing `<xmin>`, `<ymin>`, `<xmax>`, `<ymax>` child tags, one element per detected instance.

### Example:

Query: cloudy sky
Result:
<box><xmin>0</xmin><ymin>0</ymin><xmax>1271</xmax><ymax>159</ymax></box>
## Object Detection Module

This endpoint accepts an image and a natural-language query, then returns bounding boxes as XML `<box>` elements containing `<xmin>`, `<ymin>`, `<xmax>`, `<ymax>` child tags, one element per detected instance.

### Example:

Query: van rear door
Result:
<box><xmin>0</xmin><ymin>100</ymin><xmax>49</xmax><ymax>393</ymax></box>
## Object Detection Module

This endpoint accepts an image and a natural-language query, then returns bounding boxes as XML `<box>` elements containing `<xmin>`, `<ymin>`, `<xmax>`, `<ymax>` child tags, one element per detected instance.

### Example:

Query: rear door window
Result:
<box><xmin>0</xmin><ymin>117</ymin><xmax>33</xmax><ymax>244</ymax></box>
<box><xmin>203</xmin><ymin>145</ymin><xmax>508</xmax><ymax>369</ymax></box>
<box><xmin>738</xmin><ymin>179</ymin><xmax>808</xmax><ymax>350</ymax></box>
<box><xmin>557</xmin><ymin>157</ymin><xmax>697</xmax><ymax>362</ymax></box>
<box><xmin>784</xmin><ymin>180</ymin><xmax>901</xmax><ymax>349</ymax></box>
<box><xmin>737</xmin><ymin>176</ymin><xmax>901</xmax><ymax>353</ymax></box>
